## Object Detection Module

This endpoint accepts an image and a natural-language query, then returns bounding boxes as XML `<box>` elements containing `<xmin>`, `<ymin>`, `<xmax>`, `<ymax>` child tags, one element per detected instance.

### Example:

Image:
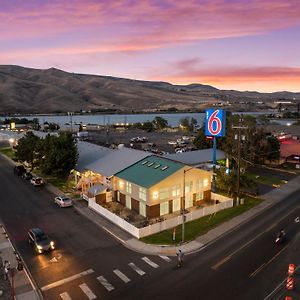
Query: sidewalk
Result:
<box><xmin>0</xmin><ymin>222</ymin><xmax>41</xmax><ymax>300</ymax></box>
<box><xmin>47</xmin><ymin>173</ymin><xmax>300</xmax><ymax>257</ymax></box>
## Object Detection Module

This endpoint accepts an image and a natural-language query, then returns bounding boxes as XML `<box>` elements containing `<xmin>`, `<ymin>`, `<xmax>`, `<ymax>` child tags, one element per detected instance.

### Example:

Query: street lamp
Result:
<box><xmin>181</xmin><ymin>167</ymin><xmax>193</xmax><ymax>243</ymax></box>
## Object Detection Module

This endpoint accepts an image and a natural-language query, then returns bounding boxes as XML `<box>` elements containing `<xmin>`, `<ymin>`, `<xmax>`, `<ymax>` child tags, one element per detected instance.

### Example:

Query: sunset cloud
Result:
<box><xmin>1</xmin><ymin>0</ymin><xmax>300</xmax><ymax>92</ymax></box>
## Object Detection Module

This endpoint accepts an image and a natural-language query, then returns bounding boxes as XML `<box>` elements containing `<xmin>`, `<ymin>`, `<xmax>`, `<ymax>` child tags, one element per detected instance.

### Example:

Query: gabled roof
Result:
<box><xmin>163</xmin><ymin>148</ymin><xmax>225</xmax><ymax>165</ymax></box>
<box><xmin>115</xmin><ymin>156</ymin><xmax>184</xmax><ymax>188</ymax></box>
<box><xmin>76</xmin><ymin>141</ymin><xmax>112</xmax><ymax>172</ymax></box>
<box><xmin>85</xmin><ymin>147</ymin><xmax>151</xmax><ymax>177</ymax></box>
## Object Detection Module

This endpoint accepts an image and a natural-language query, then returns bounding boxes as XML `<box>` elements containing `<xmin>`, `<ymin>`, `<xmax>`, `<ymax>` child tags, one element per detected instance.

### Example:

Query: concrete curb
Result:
<box><xmin>0</xmin><ymin>223</ymin><xmax>43</xmax><ymax>300</ymax></box>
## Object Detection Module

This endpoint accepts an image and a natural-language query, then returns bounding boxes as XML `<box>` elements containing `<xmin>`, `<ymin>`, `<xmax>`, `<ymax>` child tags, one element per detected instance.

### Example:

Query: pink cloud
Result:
<box><xmin>147</xmin><ymin>59</ymin><xmax>300</xmax><ymax>92</ymax></box>
<box><xmin>1</xmin><ymin>0</ymin><xmax>300</xmax><ymax>48</ymax></box>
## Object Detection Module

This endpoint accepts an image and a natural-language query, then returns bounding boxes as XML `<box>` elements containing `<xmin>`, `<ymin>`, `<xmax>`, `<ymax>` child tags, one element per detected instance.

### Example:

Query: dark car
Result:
<box><xmin>22</xmin><ymin>172</ymin><xmax>33</xmax><ymax>180</ymax></box>
<box><xmin>14</xmin><ymin>165</ymin><xmax>26</xmax><ymax>176</ymax></box>
<box><xmin>28</xmin><ymin>228</ymin><xmax>55</xmax><ymax>254</ymax></box>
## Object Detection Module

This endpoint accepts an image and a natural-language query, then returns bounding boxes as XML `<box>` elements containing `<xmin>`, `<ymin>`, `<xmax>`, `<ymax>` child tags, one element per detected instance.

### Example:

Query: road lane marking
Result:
<box><xmin>211</xmin><ymin>256</ymin><xmax>231</xmax><ymax>270</ymax></box>
<box><xmin>41</xmin><ymin>269</ymin><xmax>94</xmax><ymax>291</ymax></box>
<box><xmin>128</xmin><ymin>262</ymin><xmax>145</xmax><ymax>275</ymax></box>
<box><xmin>250</xmin><ymin>244</ymin><xmax>289</xmax><ymax>278</ymax></box>
<box><xmin>97</xmin><ymin>276</ymin><xmax>115</xmax><ymax>291</ymax></box>
<box><xmin>79</xmin><ymin>283</ymin><xmax>97</xmax><ymax>299</ymax></box>
<box><xmin>101</xmin><ymin>226</ymin><xmax>125</xmax><ymax>244</ymax></box>
<box><xmin>142</xmin><ymin>257</ymin><xmax>159</xmax><ymax>268</ymax></box>
<box><xmin>264</xmin><ymin>264</ymin><xmax>300</xmax><ymax>300</ymax></box>
<box><xmin>60</xmin><ymin>292</ymin><xmax>72</xmax><ymax>300</ymax></box>
<box><xmin>113</xmin><ymin>269</ymin><xmax>131</xmax><ymax>283</ymax></box>
<box><xmin>159</xmin><ymin>255</ymin><xmax>171</xmax><ymax>262</ymax></box>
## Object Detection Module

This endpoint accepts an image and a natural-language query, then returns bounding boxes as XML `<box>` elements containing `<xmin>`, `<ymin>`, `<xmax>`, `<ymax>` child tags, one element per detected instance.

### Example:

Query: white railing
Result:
<box><xmin>88</xmin><ymin>197</ymin><xmax>233</xmax><ymax>239</ymax></box>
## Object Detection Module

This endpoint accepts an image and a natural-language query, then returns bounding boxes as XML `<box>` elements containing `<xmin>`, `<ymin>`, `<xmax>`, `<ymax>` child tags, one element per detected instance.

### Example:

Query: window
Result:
<box><xmin>172</xmin><ymin>184</ymin><xmax>180</xmax><ymax>197</ymax></box>
<box><xmin>160</xmin><ymin>201</ymin><xmax>169</xmax><ymax>216</ymax></box>
<box><xmin>139</xmin><ymin>202</ymin><xmax>146</xmax><ymax>217</ymax></box>
<box><xmin>195</xmin><ymin>191</ymin><xmax>203</xmax><ymax>201</ymax></box>
<box><xmin>126</xmin><ymin>182</ymin><xmax>132</xmax><ymax>194</ymax></box>
<box><xmin>195</xmin><ymin>179</ymin><xmax>203</xmax><ymax>191</ymax></box>
<box><xmin>126</xmin><ymin>195</ymin><xmax>131</xmax><ymax>209</ymax></box>
<box><xmin>119</xmin><ymin>180</ymin><xmax>124</xmax><ymax>190</ymax></box>
<box><xmin>173</xmin><ymin>198</ymin><xmax>181</xmax><ymax>212</ymax></box>
<box><xmin>185</xmin><ymin>194</ymin><xmax>193</xmax><ymax>209</ymax></box>
<box><xmin>159</xmin><ymin>187</ymin><xmax>169</xmax><ymax>200</ymax></box>
<box><xmin>203</xmin><ymin>178</ymin><xmax>209</xmax><ymax>188</ymax></box>
<box><xmin>185</xmin><ymin>181</ymin><xmax>193</xmax><ymax>193</ymax></box>
<box><xmin>139</xmin><ymin>187</ymin><xmax>147</xmax><ymax>201</ymax></box>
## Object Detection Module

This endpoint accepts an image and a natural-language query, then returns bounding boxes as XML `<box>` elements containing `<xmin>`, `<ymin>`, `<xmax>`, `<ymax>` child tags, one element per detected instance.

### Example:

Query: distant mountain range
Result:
<box><xmin>0</xmin><ymin>65</ymin><xmax>299</xmax><ymax>114</ymax></box>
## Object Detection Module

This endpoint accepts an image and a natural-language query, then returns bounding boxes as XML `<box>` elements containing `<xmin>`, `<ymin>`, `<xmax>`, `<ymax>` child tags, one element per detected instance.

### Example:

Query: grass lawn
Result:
<box><xmin>141</xmin><ymin>196</ymin><xmax>262</xmax><ymax>245</ymax></box>
<box><xmin>0</xmin><ymin>147</ymin><xmax>16</xmax><ymax>160</ymax></box>
<box><xmin>247</xmin><ymin>173</ymin><xmax>286</xmax><ymax>186</ymax></box>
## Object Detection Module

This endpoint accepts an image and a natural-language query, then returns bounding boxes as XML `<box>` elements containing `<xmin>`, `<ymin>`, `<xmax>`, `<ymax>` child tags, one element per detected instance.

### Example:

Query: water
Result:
<box><xmin>0</xmin><ymin>112</ymin><xmax>205</xmax><ymax>128</ymax></box>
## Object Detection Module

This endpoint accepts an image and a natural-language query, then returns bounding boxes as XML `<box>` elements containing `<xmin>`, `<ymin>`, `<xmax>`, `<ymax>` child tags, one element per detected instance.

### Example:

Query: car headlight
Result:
<box><xmin>50</xmin><ymin>241</ymin><xmax>55</xmax><ymax>248</ymax></box>
<box><xmin>37</xmin><ymin>245</ymin><xmax>43</xmax><ymax>250</ymax></box>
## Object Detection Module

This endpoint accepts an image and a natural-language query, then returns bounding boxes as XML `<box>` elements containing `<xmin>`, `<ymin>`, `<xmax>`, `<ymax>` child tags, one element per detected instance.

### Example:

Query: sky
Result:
<box><xmin>1</xmin><ymin>0</ymin><xmax>300</xmax><ymax>92</ymax></box>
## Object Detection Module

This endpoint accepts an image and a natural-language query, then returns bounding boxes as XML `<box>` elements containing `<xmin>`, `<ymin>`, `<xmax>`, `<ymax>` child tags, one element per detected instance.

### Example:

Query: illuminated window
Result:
<box><xmin>185</xmin><ymin>194</ymin><xmax>193</xmax><ymax>209</ymax></box>
<box><xmin>139</xmin><ymin>202</ymin><xmax>146</xmax><ymax>217</ymax></box>
<box><xmin>159</xmin><ymin>187</ymin><xmax>169</xmax><ymax>200</ymax></box>
<box><xmin>119</xmin><ymin>180</ymin><xmax>124</xmax><ymax>189</ymax></box>
<box><xmin>195</xmin><ymin>192</ymin><xmax>203</xmax><ymax>201</ymax></box>
<box><xmin>126</xmin><ymin>182</ymin><xmax>132</xmax><ymax>194</ymax></box>
<box><xmin>139</xmin><ymin>187</ymin><xmax>147</xmax><ymax>201</ymax></box>
<box><xmin>173</xmin><ymin>198</ymin><xmax>181</xmax><ymax>212</ymax></box>
<box><xmin>172</xmin><ymin>184</ymin><xmax>180</xmax><ymax>197</ymax></box>
<box><xmin>160</xmin><ymin>201</ymin><xmax>169</xmax><ymax>216</ymax></box>
<box><xmin>126</xmin><ymin>195</ymin><xmax>131</xmax><ymax>209</ymax></box>
<box><xmin>185</xmin><ymin>181</ymin><xmax>193</xmax><ymax>193</ymax></box>
<box><xmin>203</xmin><ymin>178</ymin><xmax>209</xmax><ymax>188</ymax></box>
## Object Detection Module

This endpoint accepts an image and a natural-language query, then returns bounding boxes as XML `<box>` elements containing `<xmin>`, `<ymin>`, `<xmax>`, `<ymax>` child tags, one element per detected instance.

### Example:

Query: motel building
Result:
<box><xmin>114</xmin><ymin>156</ymin><xmax>212</xmax><ymax>219</ymax></box>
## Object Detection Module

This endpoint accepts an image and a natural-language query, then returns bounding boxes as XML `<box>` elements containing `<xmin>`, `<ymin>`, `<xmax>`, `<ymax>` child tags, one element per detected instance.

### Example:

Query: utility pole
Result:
<box><xmin>232</xmin><ymin>118</ymin><xmax>247</xmax><ymax>205</ymax></box>
<box><xmin>182</xmin><ymin>169</ymin><xmax>186</xmax><ymax>243</ymax></box>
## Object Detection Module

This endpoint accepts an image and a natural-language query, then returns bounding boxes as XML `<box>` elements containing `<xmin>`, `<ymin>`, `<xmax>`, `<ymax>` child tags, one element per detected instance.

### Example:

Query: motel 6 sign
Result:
<box><xmin>205</xmin><ymin>109</ymin><xmax>226</xmax><ymax>137</ymax></box>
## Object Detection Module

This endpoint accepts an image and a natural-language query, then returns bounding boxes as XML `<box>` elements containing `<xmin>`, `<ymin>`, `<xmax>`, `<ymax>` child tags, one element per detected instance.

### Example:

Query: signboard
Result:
<box><xmin>205</xmin><ymin>109</ymin><xmax>226</xmax><ymax>137</ymax></box>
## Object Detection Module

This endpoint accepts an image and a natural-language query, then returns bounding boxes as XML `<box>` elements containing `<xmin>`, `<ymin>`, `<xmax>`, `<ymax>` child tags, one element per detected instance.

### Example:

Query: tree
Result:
<box><xmin>15</xmin><ymin>132</ymin><xmax>41</xmax><ymax>168</ymax></box>
<box><xmin>179</xmin><ymin>117</ymin><xmax>191</xmax><ymax>132</ymax></box>
<box><xmin>38</xmin><ymin>132</ymin><xmax>78</xmax><ymax>178</ymax></box>
<box><xmin>152</xmin><ymin>117</ymin><xmax>168</xmax><ymax>130</ymax></box>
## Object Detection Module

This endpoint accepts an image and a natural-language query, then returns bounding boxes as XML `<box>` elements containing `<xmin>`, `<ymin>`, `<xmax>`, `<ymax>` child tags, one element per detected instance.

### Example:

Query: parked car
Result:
<box><xmin>30</xmin><ymin>177</ymin><xmax>44</xmax><ymax>186</ymax></box>
<box><xmin>22</xmin><ymin>172</ymin><xmax>33</xmax><ymax>180</ymax></box>
<box><xmin>13</xmin><ymin>165</ymin><xmax>26</xmax><ymax>176</ymax></box>
<box><xmin>54</xmin><ymin>195</ymin><xmax>73</xmax><ymax>207</ymax></box>
<box><xmin>28</xmin><ymin>228</ymin><xmax>55</xmax><ymax>254</ymax></box>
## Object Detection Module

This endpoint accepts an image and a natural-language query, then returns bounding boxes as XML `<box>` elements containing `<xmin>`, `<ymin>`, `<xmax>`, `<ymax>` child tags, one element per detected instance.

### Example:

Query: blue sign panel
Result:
<box><xmin>205</xmin><ymin>109</ymin><xmax>226</xmax><ymax>137</ymax></box>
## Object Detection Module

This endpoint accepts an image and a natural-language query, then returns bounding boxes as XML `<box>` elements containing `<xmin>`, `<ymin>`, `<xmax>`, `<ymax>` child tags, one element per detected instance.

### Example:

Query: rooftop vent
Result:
<box><xmin>141</xmin><ymin>161</ymin><xmax>148</xmax><ymax>165</ymax></box>
<box><xmin>154</xmin><ymin>164</ymin><xmax>161</xmax><ymax>169</ymax></box>
<box><xmin>148</xmin><ymin>163</ymin><xmax>154</xmax><ymax>167</ymax></box>
<box><xmin>161</xmin><ymin>166</ymin><xmax>169</xmax><ymax>171</ymax></box>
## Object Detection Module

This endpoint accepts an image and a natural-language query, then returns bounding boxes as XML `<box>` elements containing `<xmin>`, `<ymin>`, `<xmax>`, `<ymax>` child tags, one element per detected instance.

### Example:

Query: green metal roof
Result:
<box><xmin>115</xmin><ymin>156</ymin><xmax>184</xmax><ymax>188</ymax></box>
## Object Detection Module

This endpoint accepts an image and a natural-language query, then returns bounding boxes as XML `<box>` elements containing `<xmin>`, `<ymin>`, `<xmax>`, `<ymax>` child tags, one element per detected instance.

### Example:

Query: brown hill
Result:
<box><xmin>0</xmin><ymin>65</ymin><xmax>299</xmax><ymax>114</ymax></box>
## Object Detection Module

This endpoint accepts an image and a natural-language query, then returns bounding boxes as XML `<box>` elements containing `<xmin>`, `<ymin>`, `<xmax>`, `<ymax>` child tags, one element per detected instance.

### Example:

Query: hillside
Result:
<box><xmin>0</xmin><ymin>65</ymin><xmax>299</xmax><ymax>114</ymax></box>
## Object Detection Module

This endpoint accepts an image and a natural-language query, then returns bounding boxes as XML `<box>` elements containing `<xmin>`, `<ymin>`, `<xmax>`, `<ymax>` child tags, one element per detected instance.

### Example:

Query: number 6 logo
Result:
<box><xmin>205</xmin><ymin>109</ymin><xmax>226</xmax><ymax>137</ymax></box>
<box><xmin>208</xmin><ymin>110</ymin><xmax>222</xmax><ymax>135</ymax></box>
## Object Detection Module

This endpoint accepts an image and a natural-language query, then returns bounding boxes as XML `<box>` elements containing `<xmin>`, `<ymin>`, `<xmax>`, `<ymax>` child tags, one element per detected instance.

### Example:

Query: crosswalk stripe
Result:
<box><xmin>41</xmin><ymin>269</ymin><xmax>94</xmax><ymax>291</ymax></box>
<box><xmin>159</xmin><ymin>255</ymin><xmax>172</xmax><ymax>262</ymax></box>
<box><xmin>142</xmin><ymin>257</ymin><xmax>159</xmax><ymax>268</ymax></box>
<box><xmin>60</xmin><ymin>292</ymin><xmax>72</xmax><ymax>300</ymax></box>
<box><xmin>79</xmin><ymin>283</ymin><xmax>97</xmax><ymax>299</ymax></box>
<box><xmin>97</xmin><ymin>276</ymin><xmax>115</xmax><ymax>291</ymax></box>
<box><xmin>128</xmin><ymin>262</ymin><xmax>145</xmax><ymax>275</ymax></box>
<box><xmin>113</xmin><ymin>269</ymin><xmax>131</xmax><ymax>283</ymax></box>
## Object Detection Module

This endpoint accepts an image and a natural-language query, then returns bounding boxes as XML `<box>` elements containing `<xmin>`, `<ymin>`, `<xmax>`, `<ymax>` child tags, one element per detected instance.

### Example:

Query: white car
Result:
<box><xmin>54</xmin><ymin>196</ymin><xmax>73</xmax><ymax>207</ymax></box>
<box><xmin>30</xmin><ymin>177</ymin><xmax>43</xmax><ymax>186</ymax></box>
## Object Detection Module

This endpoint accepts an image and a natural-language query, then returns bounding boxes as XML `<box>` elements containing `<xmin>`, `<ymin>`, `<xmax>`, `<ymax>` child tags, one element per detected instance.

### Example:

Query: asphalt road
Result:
<box><xmin>1</xmin><ymin>153</ymin><xmax>300</xmax><ymax>299</ymax></box>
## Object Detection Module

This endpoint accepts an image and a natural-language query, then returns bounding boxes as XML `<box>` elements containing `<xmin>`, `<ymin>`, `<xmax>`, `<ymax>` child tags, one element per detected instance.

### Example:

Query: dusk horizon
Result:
<box><xmin>1</xmin><ymin>0</ymin><xmax>300</xmax><ymax>93</ymax></box>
